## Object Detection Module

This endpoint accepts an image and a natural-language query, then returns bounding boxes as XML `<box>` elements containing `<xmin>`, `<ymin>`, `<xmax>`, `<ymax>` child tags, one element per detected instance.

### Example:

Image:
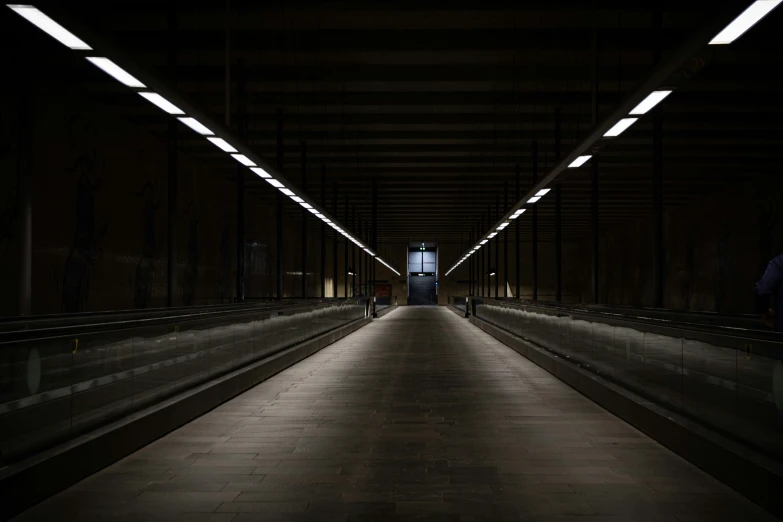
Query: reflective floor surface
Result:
<box><xmin>12</xmin><ymin>306</ymin><xmax>777</xmax><ymax>522</ymax></box>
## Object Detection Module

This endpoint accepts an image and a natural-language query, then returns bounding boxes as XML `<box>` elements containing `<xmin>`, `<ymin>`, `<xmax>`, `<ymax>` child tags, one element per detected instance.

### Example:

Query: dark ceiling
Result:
<box><xmin>6</xmin><ymin>1</ymin><xmax>783</xmax><ymax>249</ymax></box>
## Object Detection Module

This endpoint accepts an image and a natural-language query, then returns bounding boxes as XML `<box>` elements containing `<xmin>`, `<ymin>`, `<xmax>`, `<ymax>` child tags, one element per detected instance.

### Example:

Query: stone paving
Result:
<box><xmin>13</xmin><ymin>306</ymin><xmax>777</xmax><ymax>521</ymax></box>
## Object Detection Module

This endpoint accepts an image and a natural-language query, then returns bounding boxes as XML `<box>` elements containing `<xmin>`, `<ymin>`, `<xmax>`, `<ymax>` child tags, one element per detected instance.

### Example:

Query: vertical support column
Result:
<box><xmin>592</xmin><ymin>160</ymin><xmax>599</xmax><ymax>303</ymax></box>
<box><xmin>653</xmin><ymin>7</ymin><xmax>664</xmax><ymax>308</ymax></box>
<box><xmin>321</xmin><ymin>166</ymin><xmax>326</xmax><ymax>298</ymax></box>
<box><xmin>532</xmin><ymin>141</ymin><xmax>538</xmax><ymax>301</ymax></box>
<box><xmin>18</xmin><ymin>80</ymin><xmax>32</xmax><ymax>315</ymax></box>
<box><xmin>495</xmin><ymin>197</ymin><xmax>499</xmax><ymax>299</ymax></box>
<box><xmin>352</xmin><ymin>206</ymin><xmax>356</xmax><ymax>297</ymax></box>
<box><xmin>235</xmin><ymin>58</ymin><xmax>246</xmax><ymax>303</ymax></box>
<box><xmin>515</xmin><ymin>164</ymin><xmax>520</xmax><ymax>300</ymax></box>
<box><xmin>301</xmin><ymin>142</ymin><xmax>308</xmax><ymax>299</ymax></box>
<box><xmin>167</xmin><ymin>2</ymin><xmax>178</xmax><ymax>307</ymax></box>
<box><xmin>555</xmin><ymin>108</ymin><xmax>562</xmax><ymax>303</ymax></box>
<box><xmin>333</xmin><ymin>183</ymin><xmax>338</xmax><ymax>298</ymax></box>
<box><xmin>486</xmin><ymin>208</ymin><xmax>491</xmax><ymax>296</ymax></box>
<box><xmin>468</xmin><ymin>231</ymin><xmax>473</xmax><ymax>296</ymax></box>
<box><xmin>591</xmin><ymin>20</ymin><xmax>600</xmax><ymax>304</ymax></box>
<box><xmin>480</xmin><ymin>218</ymin><xmax>484</xmax><ymax>297</ymax></box>
<box><xmin>276</xmin><ymin>109</ymin><xmax>283</xmax><ymax>300</ymax></box>
<box><xmin>503</xmin><ymin>181</ymin><xmax>508</xmax><ymax>298</ymax></box>
<box><xmin>344</xmin><ymin>197</ymin><xmax>349</xmax><ymax>299</ymax></box>
<box><xmin>372</xmin><ymin>180</ymin><xmax>377</xmax><ymax>301</ymax></box>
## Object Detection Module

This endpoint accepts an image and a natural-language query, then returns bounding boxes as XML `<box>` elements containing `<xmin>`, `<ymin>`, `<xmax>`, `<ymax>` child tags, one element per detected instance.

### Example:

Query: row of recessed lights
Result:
<box><xmin>8</xmin><ymin>3</ymin><xmax>401</xmax><ymax>278</ymax></box>
<box><xmin>446</xmin><ymin>0</ymin><xmax>781</xmax><ymax>277</ymax></box>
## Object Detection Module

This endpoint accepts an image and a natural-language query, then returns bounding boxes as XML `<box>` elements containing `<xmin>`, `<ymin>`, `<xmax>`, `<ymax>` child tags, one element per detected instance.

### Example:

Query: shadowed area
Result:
<box><xmin>13</xmin><ymin>306</ymin><xmax>775</xmax><ymax>521</ymax></box>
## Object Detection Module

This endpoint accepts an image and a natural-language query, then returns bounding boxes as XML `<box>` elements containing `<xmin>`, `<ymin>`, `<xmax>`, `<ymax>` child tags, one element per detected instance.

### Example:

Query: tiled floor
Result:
<box><xmin>14</xmin><ymin>306</ymin><xmax>777</xmax><ymax>521</ymax></box>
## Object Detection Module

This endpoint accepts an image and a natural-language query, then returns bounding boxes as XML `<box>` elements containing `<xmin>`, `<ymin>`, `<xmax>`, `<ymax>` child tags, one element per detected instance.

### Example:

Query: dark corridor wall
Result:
<box><xmin>0</xmin><ymin>86</ymin><xmax>362</xmax><ymax>317</ymax></box>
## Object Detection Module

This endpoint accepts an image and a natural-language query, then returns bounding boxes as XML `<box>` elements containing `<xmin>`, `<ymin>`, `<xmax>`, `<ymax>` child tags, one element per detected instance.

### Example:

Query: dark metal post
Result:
<box><xmin>301</xmin><ymin>141</ymin><xmax>307</xmax><ymax>299</ymax></box>
<box><xmin>321</xmin><ymin>166</ymin><xmax>326</xmax><ymax>298</ymax></box>
<box><xmin>352</xmin><ymin>206</ymin><xmax>356</xmax><ymax>297</ymax></box>
<box><xmin>18</xmin><ymin>82</ymin><xmax>32</xmax><ymax>315</ymax></box>
<box><xmin>555</xmin><ymin>108</ymin><xmax>562</xmax><ymax>302</ymax></box>
<box><xmin>276</xmin><ymin>109</ymin><xmax>283</xmax><ymax>300</ymax></box>
<box><xmin>167</xmin><ymin>4</ymin><xmax>178</xmax><ymax>307</ymax></box>
<box><xmin>372</xmin><ymin>180</ymin><xmax>378</xmax><ymax>302</ymax></box>
<box><xmin>532</xmin><ymin>141</ymin><xmax>538</xmax><ymax>301</ymax></box>
<box><xmin>503</xmin><ymin>182</ymin><xmax>508</xmax><ymax>298</ymax></box>
<box><xmin>591</xmin><ymin>21</ymin><xmax>600</xmax><ymax>304</ymax></box>
<box><xmin>468</xmin><ymin>231</ymin><xmax>473</xmax><ymax>296</ymax></box>
<box><xmin>592</xmin><ymin>160</ymin><xmax>599</xmax><ymax>303</ymax></box>
<box><xmin>515</xmin><ymin>164</ymin><xmax>520</xmax><ymax>300</ymax></box>
<box><xmin>495</xmin><ymin>197</ymin><xmax>499</xmax><ymax>299</ymax></box>
<box><xmin>333</xmin><ymin>184</ymin><xmax>338</xmax><ymax>298</ymax></box>
<box><xmin>480</xmin><ymin>218</ymin><xmax>484</xmax><ymax>297</ymax></box>
<box><xmin>235</xmin><ymin>58</ymin><xmax>246</xmax><ymax>303</ymax></box>
<box><xmin>653</xmin><ymin>7</ymin><xmax>664</xmax><ymax>308</ymax></box>
<box><xmin>344</xmin><ymin>198</ymin><xmax>349</xmax><ymax>299</ymax></box>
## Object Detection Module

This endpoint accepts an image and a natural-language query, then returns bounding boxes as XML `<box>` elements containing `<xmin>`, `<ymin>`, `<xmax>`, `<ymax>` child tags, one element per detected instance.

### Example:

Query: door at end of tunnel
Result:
<box><xmin>409</xmin><ymin>275</ymin><xmax>437</xmax><ymax>305</ymax></box>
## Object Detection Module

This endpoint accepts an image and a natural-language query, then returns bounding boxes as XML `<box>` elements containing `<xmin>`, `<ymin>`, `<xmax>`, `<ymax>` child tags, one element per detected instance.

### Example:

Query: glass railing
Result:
<box><xmin>451</xmin><ymin>296</ymin><xmax>468</xmax><ymax>313</ymax></box>
<box><xmin>0</xmin><ymin>299</ymin><xmax>368</xmax><ymax>464</ymax></box>
<box><xmin>471</xmin><ymin>298</ymin><xmax>783</xmax><ymax>461</ymax></box>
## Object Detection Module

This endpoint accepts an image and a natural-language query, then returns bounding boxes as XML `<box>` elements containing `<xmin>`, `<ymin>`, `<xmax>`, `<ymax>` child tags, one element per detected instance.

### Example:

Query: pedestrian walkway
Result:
<box><xmin>13</xmin><ymin>306</ymin><xmax>776</xmax><ymax>521</ymax></box>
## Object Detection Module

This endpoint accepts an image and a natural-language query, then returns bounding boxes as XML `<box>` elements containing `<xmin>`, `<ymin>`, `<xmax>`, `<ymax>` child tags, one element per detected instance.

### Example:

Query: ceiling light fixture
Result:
<box><xmin>603</xmin><ymin>117</ymin><xmax>638</xmax><ymax>137</ymax></box>
<box><xmin>7</xmin><ymin>5</ymin><xmax>92</xmax><ymax>50</ymax></box>
<box><xmin>535</xmin><ymin>188</ymin><xmax>551</xmax><ymax>197</ymax></box>
<box><xmin>291</xmin><ymin>196</ymin><xmax>304</xmax><ymax>203</ymax></box>
<box><xmin>480</xmin><ymin>240</ymin><xmax>488</xmax><ymax>245</ymax></box>
<box><xmin>280</xmin><ymin>188</ymin><xmax>294</xmax><ymax>196</ymax></box>
<box><xmin>138</xmin><ymin>92</ymin><xmax>183</xmax><ymax>115</ymax></box>
<box><xmin>527</xmin><ymin>196</ymin><xmax>541</xmax><ymax>204</ymax></box>
<box><xmin>710</xmin><ymin>0</ymin><xmax>783</xmax><ymax>45</ymax></box>
<box><xmin>86</xmin><ymin>57</ymin><xmax>145</xmax><ymax>88</ymax></box>
<box><xmin>250</xmin><ymin>167</ymin><xmax>271</xmax><ymax>178</ymax></box>
<box><xmin>300</xmin><ymin>202</ymin><xmax>313</xmax><ymax>209</ymax></box>
<box><xmin>207</xmin><ymin>137</ymin><xmax>237</xmax><ymax>153</ymax></box>
<box><xmin>265</xmin><ymin>178</ymin><xmax>284</xmax><ymax>188</ymax></box>
<box><xmin>629</xmin><ymin>91</ymin><xmax>672</xmax><ymax>115</ymax></box>
<box><xmin>231</xmin><ymin>154</ymin><xmax>255</xmax><ymax>166</ymax></box>
<box><xmin>178</xmin><ymin>117</ymin><xmax>213</xmax><ymax>135</ymax></box>
<box><xmin>568</xmin><ymin>155</ymin><xmax>592</xmax><ymax>168</ymax></box>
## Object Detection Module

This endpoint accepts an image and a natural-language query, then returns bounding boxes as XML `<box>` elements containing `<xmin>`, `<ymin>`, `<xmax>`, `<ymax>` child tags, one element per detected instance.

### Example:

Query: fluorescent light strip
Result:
<box><xmin>300</xmin><ymin>202</ymin><xmax>313</xmax><ymax>209</ymax></box>
<box><xmin>178</xmin><ymin>117</ymin><xmax>213</xmax><ymax>135</ymax></box>
<box><xmin>480</xmin><ymin>240</ymin><xmax>488</xmax><ymax>245</ymax></box>
<box><xmin>535</xmin><ymin>188</ymin><xmax>551</xmax><ymax>197</ymax></box>
<box><xmin>364</xmin><ymin>248</ymin><xmax>375</xmax><ymax>256</ymax></box>
<box><xmin>265</xmin><ymin>178</ymin><xmax>284</xmax><ymax>188</ymax></box>
<box><xmin>527</xmin><ymin>196</ymin><xmax>541</xmax><ymax>204</ymax></box>
<box><xmin>308</xmin><ymin>208</ymin><xmax>319</xmax><ymax>214</ymax></box>
<box><xmin>231</xmin><ymin>154</ymin><xmax>255</xmax><ymax>166</ymax></box>
<box><xmin>510</xmin><ymin>209</ymin><xmax>526</xmax><ymax>219</ymax></box>
<box><xmin>280</xmin><ymin>188</ymin><xmax>294</xmax><ymax>196</ymax></box>
<box><xmin>710</xmin><ymin>0</ymin><xmax>782</xmax><ymax>45</ymax></box>
<box><xmin>86</xmin><ymin>57</ymin><xmax>145</xmax><ymax>88</ymax></box>
<box><xmin>488</xmin><ymin>232</ymin><xmax>497</xmax><ymax>238</ymax></box>
<box><xmin>291</xmin><ymin>196</ymin><xmax>304</xmax><ymax>203</ymax></box>
<box><xmin>138</xmin><ymin>92</ymin><xmax>183</xmax><ymax>115</ymax></box>
<box><xmin>250</xmin><ymin>167</ymin><xmax>271</xmax><ymax>178</ymax></box>
<box><xmin>603</xmin><ymin>117</ymin><xmax>638</xmax><ymax>137</ymax></box>
<box><xmin>8</xmin><ymin>5</ymin><xmax>92</xmax><ymax>50</ymax></box>
<box><xmin>568</xmin><ymin>155</ymin><xmax>592</xmax><ymax>168</ymax></box>
<box><xmin>629</xmin><ymin>91</ymin><xmax>672</xmax><ymax>115</ymax></box>
<box><xmin>207</xmin><ymin>137</ymin><xmax>237</xmax><ymax>153</ymax></box>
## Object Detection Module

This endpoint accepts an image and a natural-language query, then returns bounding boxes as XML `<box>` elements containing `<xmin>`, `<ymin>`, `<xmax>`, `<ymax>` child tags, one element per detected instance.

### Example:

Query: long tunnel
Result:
<box><xmin>2</xmin><ymin>1</ymin><xmax>783</xmax><ymax>520</ymax></box>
